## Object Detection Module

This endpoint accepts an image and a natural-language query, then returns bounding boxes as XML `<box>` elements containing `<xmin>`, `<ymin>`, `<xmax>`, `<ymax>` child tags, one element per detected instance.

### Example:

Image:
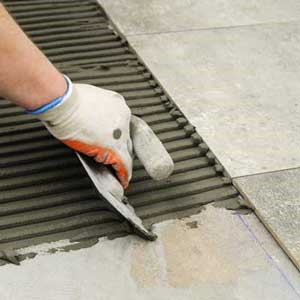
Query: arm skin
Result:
<box><xmin>0</xmin><ymin>3</ymin><xmax>67</xmax><ymax>110</ymax></box>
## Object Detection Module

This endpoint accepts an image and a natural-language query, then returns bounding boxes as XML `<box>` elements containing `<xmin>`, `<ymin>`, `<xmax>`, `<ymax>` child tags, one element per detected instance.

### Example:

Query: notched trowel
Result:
<box><xmin>76</xmin><ymin>116</ymin><xmax>174</xmax><ymax>241</ymax></box>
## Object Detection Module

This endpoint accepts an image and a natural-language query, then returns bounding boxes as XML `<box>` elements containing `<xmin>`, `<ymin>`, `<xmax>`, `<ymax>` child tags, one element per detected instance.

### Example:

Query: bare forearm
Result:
<box><xmin>0</xmin><ymin>3</ymin><xmax>66</xmax><ymax>110</ymax></box>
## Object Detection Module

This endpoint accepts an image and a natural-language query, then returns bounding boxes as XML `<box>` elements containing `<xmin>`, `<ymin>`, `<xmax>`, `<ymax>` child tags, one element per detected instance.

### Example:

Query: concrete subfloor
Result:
<box><xmin>99</xmin><ymin>0</ymin><xmax>300</xmax><ymax>272</ymax></box>
<box><xmin>1</xmin><ymin>206</ymin><xmax>300</xmax><ymax>300</ymax></box>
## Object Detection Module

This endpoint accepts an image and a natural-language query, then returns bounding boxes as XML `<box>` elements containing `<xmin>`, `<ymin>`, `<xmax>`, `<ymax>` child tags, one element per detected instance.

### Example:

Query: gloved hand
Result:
<box><xmin>29</xmin><ymin>76</ymin><xmax>133</xmax><ymax>188</ymax></box>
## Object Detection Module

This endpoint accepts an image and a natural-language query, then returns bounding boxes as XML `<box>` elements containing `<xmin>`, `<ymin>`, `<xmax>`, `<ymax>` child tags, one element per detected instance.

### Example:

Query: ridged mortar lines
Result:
<box><xmin>0</xmin><ymin>0</ymin><xmax>247</xmax><ymax>265</ymax></box>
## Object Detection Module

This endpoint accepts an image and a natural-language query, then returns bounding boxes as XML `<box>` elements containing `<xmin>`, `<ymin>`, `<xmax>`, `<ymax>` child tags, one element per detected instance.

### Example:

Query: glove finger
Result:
<box><xmin>127</xmin><ymin>138</ymin><xmax>134</xmax><ymax>159</ymax></box>
<box><xmin>100</xmin><ymin>148</ymin><xmax>132</xmax><ymax>189</ymax></box>
<box><xmin>62</xmin><ymin>139</ymin><xmax>132</xmax><ymax>188</ymax></box>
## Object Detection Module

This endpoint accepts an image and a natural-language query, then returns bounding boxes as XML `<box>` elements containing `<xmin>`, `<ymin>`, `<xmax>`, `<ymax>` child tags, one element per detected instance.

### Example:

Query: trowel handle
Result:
<box><xmin>130</xmin><ymin>115</ymin><xmax>174</xmax><ymax>180</ymax></box>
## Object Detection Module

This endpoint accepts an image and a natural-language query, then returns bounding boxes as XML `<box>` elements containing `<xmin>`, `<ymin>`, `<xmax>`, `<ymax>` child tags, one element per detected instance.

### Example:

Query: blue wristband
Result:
<box><xmin>27</xmin><ymin>75</ymin><xmax>72</xmax><ymax>115</ymax></box>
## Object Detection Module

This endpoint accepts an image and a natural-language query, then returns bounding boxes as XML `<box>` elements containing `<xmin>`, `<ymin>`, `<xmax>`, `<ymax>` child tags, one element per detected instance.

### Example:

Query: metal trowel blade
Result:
<box><xmin>76</xmin><ymin>153</ymin><xmax>157</xmax><ymax>241</ymax></box>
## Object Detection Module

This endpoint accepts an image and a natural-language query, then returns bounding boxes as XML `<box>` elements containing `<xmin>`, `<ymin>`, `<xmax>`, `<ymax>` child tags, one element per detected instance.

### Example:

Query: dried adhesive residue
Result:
<box><xmin>130</xmin><ymin>240</ymin><xmax>163</xmax><ymax>288</ymax></box>
<box><xmin>129</xmin><ymin>206</ymin><xmax>266</xmax><ymax>290</ymax></box>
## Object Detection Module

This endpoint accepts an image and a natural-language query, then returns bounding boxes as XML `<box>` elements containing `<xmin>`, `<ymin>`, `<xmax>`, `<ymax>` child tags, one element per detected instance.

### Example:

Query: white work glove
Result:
<box><xmin>29</xmin><ymin>76</ymin><xmax>133</xmax><ymax>188</ymax></box>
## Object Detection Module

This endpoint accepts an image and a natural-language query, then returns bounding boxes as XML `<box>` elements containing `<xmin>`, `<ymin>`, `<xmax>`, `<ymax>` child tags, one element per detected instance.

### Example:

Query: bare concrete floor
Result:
<box><xmin>1</xmin><ymin>206</ymin><xmax>300</xmax><ymax>300</ymax></box>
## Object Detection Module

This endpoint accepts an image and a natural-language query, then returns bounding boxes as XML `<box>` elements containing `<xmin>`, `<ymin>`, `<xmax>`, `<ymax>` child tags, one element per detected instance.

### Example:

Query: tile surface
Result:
<box><xmin>127</xmin><ymin>22</ymin><xmax>300</xmax><ymax>177</ymax></box>
<box><xmin>98</xmin><ymin>0</ymin><xmax>300</xmax><ymax>35</ymax></box>
<box><xmin>1</xmin><ymin>207</ymin><xmax>299</xmax><ymax>300</ymax></box>
<box><xmin>235</xmin><ymin>168</ymin><xmax>300</xmax><ymax>270</ymax></box>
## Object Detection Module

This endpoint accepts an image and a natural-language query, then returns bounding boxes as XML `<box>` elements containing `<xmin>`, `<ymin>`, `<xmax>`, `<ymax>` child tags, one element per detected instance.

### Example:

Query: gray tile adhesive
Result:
<box><xmin>0</xmin><ymin>0</ymin><xmax>249</xmax><ymax>265</ymax></box>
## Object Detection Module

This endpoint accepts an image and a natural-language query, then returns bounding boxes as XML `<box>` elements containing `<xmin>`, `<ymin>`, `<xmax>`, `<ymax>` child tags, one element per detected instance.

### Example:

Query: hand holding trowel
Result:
<box><xmin>77</xmin><ymin>115</ymin><xmax>174</xmax><ymax>241</ymax></box>
<box><xmin>33</xmin><ymin>80</ymin><xmax>174</xmax><ymax>240</ymax></box>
